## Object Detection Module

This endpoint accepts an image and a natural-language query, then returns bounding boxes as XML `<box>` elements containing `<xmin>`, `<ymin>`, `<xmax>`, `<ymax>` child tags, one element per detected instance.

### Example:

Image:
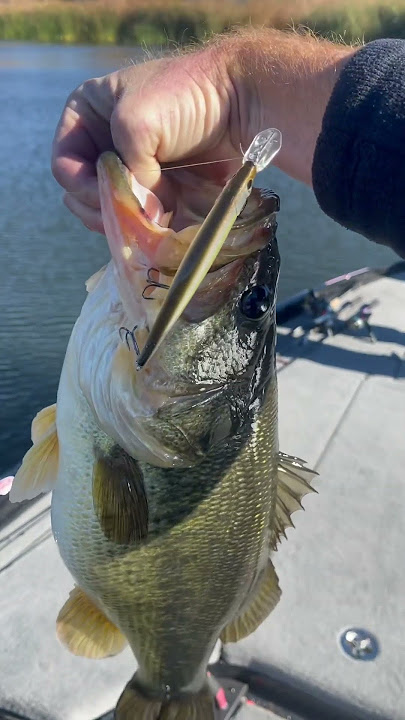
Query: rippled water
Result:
<box><xmin>0</xmin><ymin>42</ymin><xmax>395</xmax><ymax>476</ymax></box>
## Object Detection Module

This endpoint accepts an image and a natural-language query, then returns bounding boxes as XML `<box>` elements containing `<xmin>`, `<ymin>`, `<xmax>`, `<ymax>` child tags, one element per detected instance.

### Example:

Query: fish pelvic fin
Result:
<box><xmin>115</xmin><ymin>674</ymin><xmax>215</xmax><ymax>720</ymax></box>
<box><xmin>220</xmin><ymin>561</ymin><xmax>281</xmax><ymax>644</ymax></box>
<box><xmin>31</xmin><ymin>403</ymin><xmax>57</xmax><ymax>443</ymax></box>
<box><xmin>92</xmin><ymin>447</ymin><xmax>148</xmax><ymax>545</ymax></box>
<box><xmin>9</xmin><ymin>403</ymin><xmax>59</xmax><ymax>503</ymax></box>
<box><xmin>56</xmin><ymin>586</ymin><xmax>127</xmax><ymax>659</ymax></box>
<box><xmin>273</xmin><ymin>451</ymin><xmax>319</xmax><ymax>549</ymax></box>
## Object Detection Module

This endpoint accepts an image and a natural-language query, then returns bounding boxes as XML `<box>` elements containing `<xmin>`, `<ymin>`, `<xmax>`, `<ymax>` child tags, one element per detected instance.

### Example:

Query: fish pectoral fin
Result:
<box><xmin>56</xmin><ymin>586</ymin><xmax>127</xmax><ymax>659</ymax></box>
<box><xmin>9</xmin><ymin>404</ymin><xmax>59</xmax><ymax>503</ymax></box>
<box><xmin>273</xmin><ymin>451</ymin><xmax>318</xmax><ymax>549</ymax></box>
<box><xmin>92</xmin><ymin>447</ymin><xmax>148</xmax><ymax>545</ymax></box>
<box><xmin>220</xmin><ymin>561</ymin><xmax>281</xmax><ymax>644</ymax></box>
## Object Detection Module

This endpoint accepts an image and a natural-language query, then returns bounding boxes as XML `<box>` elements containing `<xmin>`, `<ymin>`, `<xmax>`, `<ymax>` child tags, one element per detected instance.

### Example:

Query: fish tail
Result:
<box><xmin>115</xmin><ymin>673</ymin><xmax>215</xmax><ymax>720</ymax></box>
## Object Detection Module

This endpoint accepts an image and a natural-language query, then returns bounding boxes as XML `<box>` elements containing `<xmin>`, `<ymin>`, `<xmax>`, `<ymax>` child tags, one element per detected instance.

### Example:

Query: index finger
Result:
<box><xmin>51</xmin><ymin>79</ymin><xmax>116</xmax><ymax>205</ymax></box>
<box><xmin>52</xmin><ymin>103</ymin><xmax>99</xmax><ymax>203</ymax></box>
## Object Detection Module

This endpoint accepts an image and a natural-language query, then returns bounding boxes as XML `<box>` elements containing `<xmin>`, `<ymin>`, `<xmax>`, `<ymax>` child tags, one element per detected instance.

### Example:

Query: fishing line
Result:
<box><xmin>157</xmin><ymin>156</ymin><xmax>242</xmax><ymax>173</ymax></box>
<box><xmin>155</xmin><ymin>142</ymin><xmax>246</xmax><ymax>172</ymax></box>
<box><xmin>64</xmin><ymin>155</ymin><xmax>243</xmax><ymax>197</ymax></box>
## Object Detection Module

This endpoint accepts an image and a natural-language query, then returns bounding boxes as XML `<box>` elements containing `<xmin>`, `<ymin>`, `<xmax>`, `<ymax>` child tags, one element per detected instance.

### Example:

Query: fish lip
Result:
<box><xmin>233</xmin><ymin>188</ymin><xmax>280</xmax><ymax>229</ymax></box>
<box><xmin>98</xmin><ymin>151</ymin><xmax>279</xmax><ymax>233</ymax></box>
<box><xmin>97</xmin><ymin>151</ymin><xmax>132</xmax><ymax>192</ymax></box>
<box><xmin>97</xmin><ymin>151</ymin><xmax>149</xmax><ymax>220</ymax></box>
<box><xmin>97</xmin><ymin>152</ymin><xmax>129</xmax><ymax>197</ymax></box>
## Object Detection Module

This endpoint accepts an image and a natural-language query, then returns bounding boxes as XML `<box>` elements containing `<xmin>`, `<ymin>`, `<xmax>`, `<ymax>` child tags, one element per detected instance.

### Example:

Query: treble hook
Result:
<box><xmin>142</xmin><ymin>267</ymin><xmax>170</xmax><ymax>300</ymax></box>
<box><xmin>119</xmin><ymin>325</ymin><xmax>140</xmax><ymax>355</ymax></box>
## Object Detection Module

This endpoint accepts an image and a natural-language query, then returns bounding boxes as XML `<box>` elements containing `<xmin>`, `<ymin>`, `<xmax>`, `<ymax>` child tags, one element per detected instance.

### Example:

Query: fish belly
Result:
<box><xmin>51</xmin><ymin>354</ymin><xmax>279</xmax><ymax>694</ymax></box>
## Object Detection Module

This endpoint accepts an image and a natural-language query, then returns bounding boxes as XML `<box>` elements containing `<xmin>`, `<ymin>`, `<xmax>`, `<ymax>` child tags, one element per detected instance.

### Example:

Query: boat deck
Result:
<box><xmin>1</xmin><ymin>263</ymin><xmax>404</xmax><ymax>720</ymax></box>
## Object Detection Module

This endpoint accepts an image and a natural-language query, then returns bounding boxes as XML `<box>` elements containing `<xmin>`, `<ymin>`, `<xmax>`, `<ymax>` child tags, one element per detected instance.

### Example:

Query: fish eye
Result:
<box><xmin>239</xmin><ymin>285</ymin><xmax>272</xmax><ymax>320</ymax></box>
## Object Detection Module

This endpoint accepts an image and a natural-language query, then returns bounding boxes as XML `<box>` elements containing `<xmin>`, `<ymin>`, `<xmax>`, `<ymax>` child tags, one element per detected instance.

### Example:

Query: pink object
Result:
<box><xmin>215</xmin><ymin>687</ymin><xmax>229</xmax><ymax>711</ymax></box>
<box><xmin>325</xmin><ymin>267</ymin><xmax>370</xmax><ymax>286</ymax></box>
<box><xmin>0</xmin><ymin>476</ymin><xmax>14</xmax><ymax>496</ymax></box>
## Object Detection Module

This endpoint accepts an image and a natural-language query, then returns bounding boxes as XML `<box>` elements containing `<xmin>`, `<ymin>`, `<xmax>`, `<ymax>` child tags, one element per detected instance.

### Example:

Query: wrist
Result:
<box><xmin>221</xmin><ymin>29</ymin><xmax>356</xmax><ymax>184</ymax></box>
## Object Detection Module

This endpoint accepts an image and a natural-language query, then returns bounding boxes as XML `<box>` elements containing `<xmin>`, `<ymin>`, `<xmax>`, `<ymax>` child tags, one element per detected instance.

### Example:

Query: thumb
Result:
<box><xmin>110</xmin><ymin>90</ymin><xmax>176</xmax><ymax>212</ymax></box>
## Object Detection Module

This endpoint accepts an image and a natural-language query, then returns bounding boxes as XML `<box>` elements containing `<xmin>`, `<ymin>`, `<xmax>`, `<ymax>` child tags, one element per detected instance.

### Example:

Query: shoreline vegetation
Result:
<box><xmin>0</xmin><ymin>0</ymin><xmax>404</xmax><ymax>46</ymax></box>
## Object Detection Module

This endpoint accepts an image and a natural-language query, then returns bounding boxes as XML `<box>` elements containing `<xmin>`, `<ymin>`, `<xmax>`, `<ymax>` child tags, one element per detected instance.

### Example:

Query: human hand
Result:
<box><xmin>52</xmin><ymin>29</ymin><xmax>353</xmax><ymax>234</ymax></box>
<box><xmin>51</xmin><ymin>45</ymin><xmax>255</xmax><ymax>234</ymax></box>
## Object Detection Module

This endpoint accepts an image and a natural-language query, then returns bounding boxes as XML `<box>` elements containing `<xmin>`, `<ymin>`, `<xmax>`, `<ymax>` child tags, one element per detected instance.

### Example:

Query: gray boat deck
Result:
<box><xmin>1</xmin><ymin>266</ymin><xmax>404</xmax><ymax>720</ymax></box>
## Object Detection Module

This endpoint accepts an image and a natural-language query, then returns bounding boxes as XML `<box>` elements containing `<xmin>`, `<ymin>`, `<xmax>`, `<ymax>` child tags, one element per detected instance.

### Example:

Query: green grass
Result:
<box><xmin>0</xmin><ymin>9</ymin><xmax>118</xmax><ymax>44</ymax></box>
<box><xmin>1</xmin><ymin>2</ymin><xmax>405</xmax><ymax>46</ymax></box>
<box><xmin>301</xmin><ymin>3</ymin><xmax>405</xmax><ymax>43</ymax></box>
<box><xmin>0</xmin><ymin>6</ymin><xmax>228</xmax><ymax>45</ymax></box>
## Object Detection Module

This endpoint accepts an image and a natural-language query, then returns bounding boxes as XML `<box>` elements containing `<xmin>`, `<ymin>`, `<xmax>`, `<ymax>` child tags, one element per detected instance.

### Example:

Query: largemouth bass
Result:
<box><xmin>10</xmin><ymin>153</ymin><xmax>317</xmax><ymax>720</ymax></box>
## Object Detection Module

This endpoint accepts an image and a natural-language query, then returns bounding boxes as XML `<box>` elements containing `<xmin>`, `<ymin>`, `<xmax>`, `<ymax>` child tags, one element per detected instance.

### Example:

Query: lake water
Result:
<box><xmin>0</xmin><ymin>42</ymin><xmax>395</xmax><ymax>476</ymax></box>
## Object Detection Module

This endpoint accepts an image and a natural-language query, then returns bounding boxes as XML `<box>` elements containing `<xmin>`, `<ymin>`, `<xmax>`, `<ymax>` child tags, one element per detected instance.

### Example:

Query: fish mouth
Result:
<box><xmin>95</xmin><ymin>154</ymin><xmax>279</xmax><ymax>467</ymax></box>
<box><xmin>97</xmin><ymin>152</ymin><xmax>278</xmax><ymax>269</ymax></box>
<box><xmin>97</xmin><ymin>151</ymin><xmax>279</xmax><ymax>345</ymax></box>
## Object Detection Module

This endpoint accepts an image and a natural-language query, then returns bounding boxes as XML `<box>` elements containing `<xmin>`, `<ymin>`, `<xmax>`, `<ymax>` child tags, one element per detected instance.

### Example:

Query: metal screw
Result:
<box><xmin>339</xmin><ymin>628</ymin><xmax>379</xmax><ymax>661</ymax></box>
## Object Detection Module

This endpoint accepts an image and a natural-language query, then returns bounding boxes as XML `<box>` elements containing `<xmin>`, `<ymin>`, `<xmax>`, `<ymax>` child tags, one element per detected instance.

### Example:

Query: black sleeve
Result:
<box><xmin>312</xmin><ymin>39</ymin><xmax>405</xmax><ymax>259</ymax></box>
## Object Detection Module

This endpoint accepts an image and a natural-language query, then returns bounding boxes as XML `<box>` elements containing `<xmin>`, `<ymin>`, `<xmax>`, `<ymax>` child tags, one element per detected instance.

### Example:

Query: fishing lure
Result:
<box><xmin>136</xmin><ymin>128</ymin><xmax>282</xmax><ymax>369</ymax></box>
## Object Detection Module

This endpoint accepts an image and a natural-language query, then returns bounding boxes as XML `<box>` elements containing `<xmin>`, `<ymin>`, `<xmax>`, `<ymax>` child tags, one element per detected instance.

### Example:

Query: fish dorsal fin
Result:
<box><xmin>272</xmin><ymin>452</ymin><xmax>318</xmax><ymax>549</ymax></box>
<box><xmin>57</xmin><ymin>586</ymin><xmax>127</xmax><ymax>659</ymax></box>
<box><xmin>220</xmin><ymin>561</ymin><xmax>281</xmax><ymax>644</ymax></box>
<box><xmin>92</xmin><ymin>447</ymin><xmax>148</xmax><ymax>545</ymax></box>
<box><xmin>9</xmin><ymin>404</ymin><xmax>59</xmax><ymax>503</ymax></box>
<box><xmin>85</xmin><ymin>265</ymin><xmax>107</xmax><ymax>293</ymax></box>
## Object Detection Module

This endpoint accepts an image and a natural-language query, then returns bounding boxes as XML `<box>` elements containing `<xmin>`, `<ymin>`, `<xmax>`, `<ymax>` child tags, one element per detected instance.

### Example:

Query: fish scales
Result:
<box><xmin>53</xmin><ymin>313</ymin><xmax>278</xmax><ymax>695</ymax></box>
<box><xmin>10</xmin><ymin>152</ymin><xmax>318</xmax><ymax>720</ymax></box>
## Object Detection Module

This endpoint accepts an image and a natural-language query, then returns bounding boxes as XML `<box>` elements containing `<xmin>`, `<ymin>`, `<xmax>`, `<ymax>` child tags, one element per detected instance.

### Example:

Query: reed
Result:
<box><xmin>0</xmin><ymin>0</ymin><xmax>404</xmax><ymax>45</ymax></box>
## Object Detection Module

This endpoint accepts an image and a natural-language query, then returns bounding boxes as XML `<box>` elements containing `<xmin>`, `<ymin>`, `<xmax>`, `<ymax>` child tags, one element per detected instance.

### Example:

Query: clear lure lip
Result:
<box><xmin>136</xmin><ymin>128</ymin><xmax>282</xmax><ymax>370</ymax></box>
